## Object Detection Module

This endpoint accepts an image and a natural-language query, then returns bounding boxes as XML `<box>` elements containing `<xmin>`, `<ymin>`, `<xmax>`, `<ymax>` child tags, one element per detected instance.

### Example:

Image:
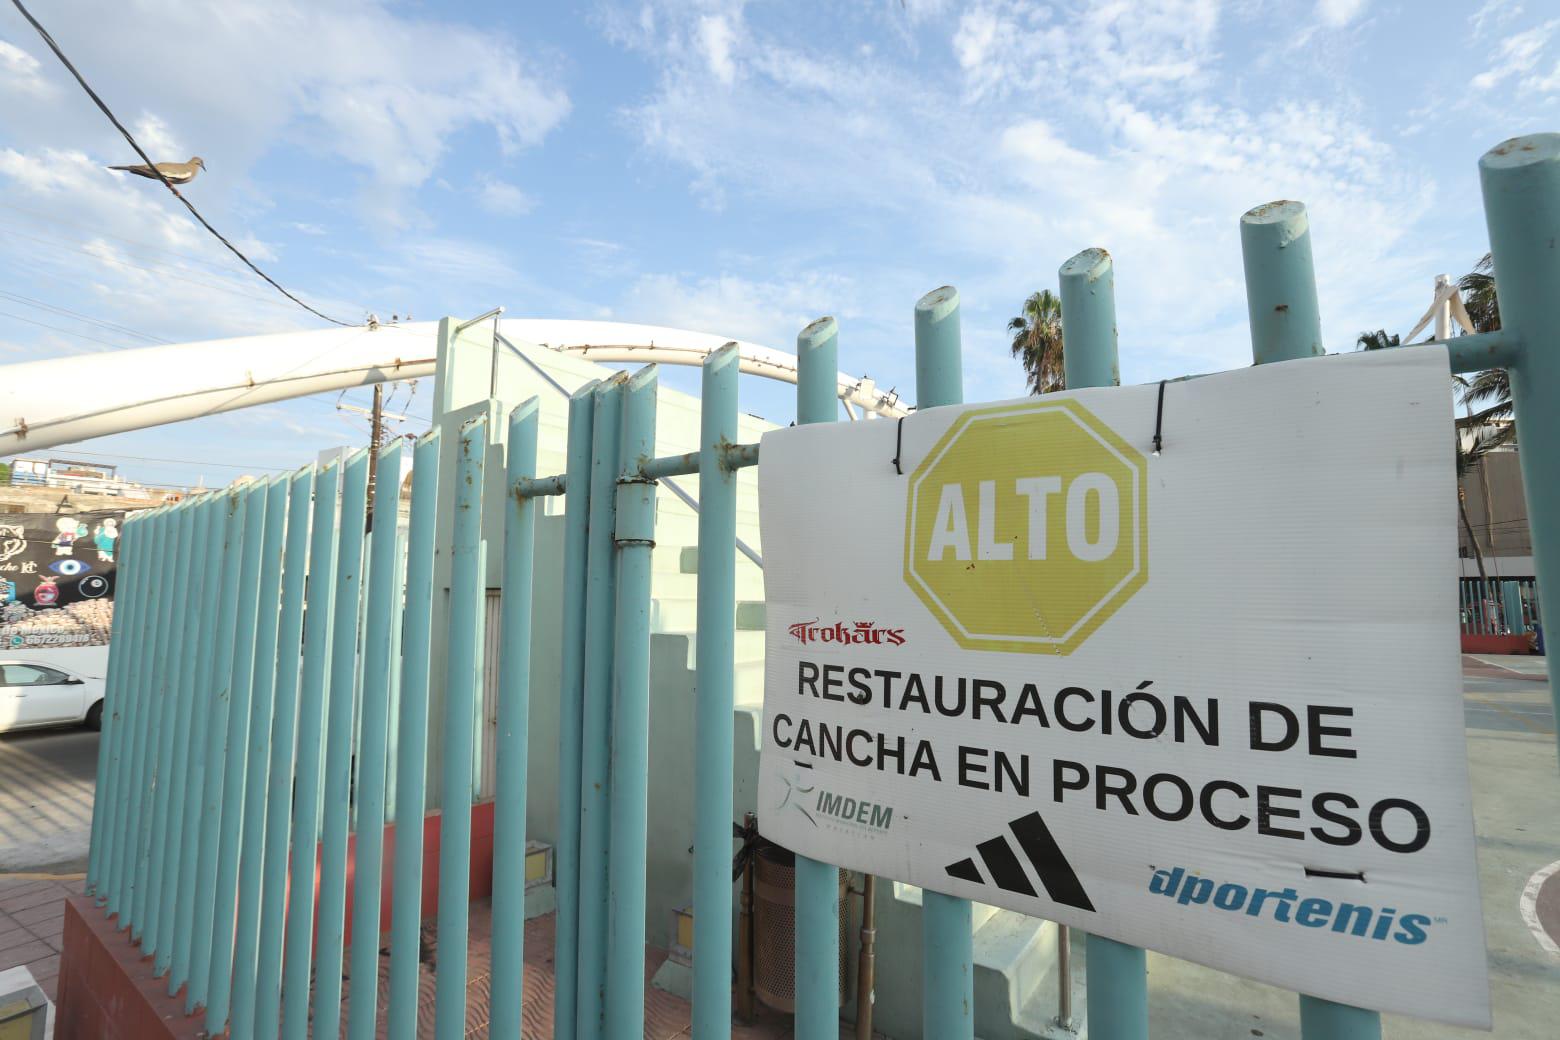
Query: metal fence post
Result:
<box><xmin>117</xmin><ymin>505</ymin><xmax>167</xmax><ymax>934</ymax></box>
<box><xmin>1059</xmin><ymin>248</ymin><xmax>1150</xmax><ymax>1040</ymax></box>
<box><xmin>913</xmin><ymin>288</ymin><xmax>976</xmax><ymax>1040</ymax></box>
<box><xmin>555</xmin><ymin>383</ymin><xmax>598</xmax><ymax>1040</ymax></box>
<box><xmin>107</xmin><ymin>507</ymin><xmax>161</xmax><ymax>921</ymax></box>
<box><xmin>87</xmin><ymin>513</ymin><xmax>138</xmax><ymax>901</ymax></box>
<box><xmin>578</xmin><ymin>375</ymin><xmax>627</xmax><ymax>1039</ymax></box>
<box><xmin>347</xmin><ymin>441</ymin><xmax>406</xmax><ymax>1040</ymax></box>
<box><xmin>136</xmin><ymin>501</ymin><xmax>192</xmax><ymax>948</ymax></box>
<box><xmin>99</xmin><ymin>509</ymin><xmax>152</xmax><ymax>914</ymax></box>
<box><xmin>492</xmin><ymin>400</ymin><xmax>542</xmax><ymax>1038</ymax></box>
<box><xmin>229</xmin><ymin>475</ymin><xmax>293</xmax><ymax>1028</ymax></box>
<box><xmin>189</xmin><ymin>488</ymin><xmax>250</xmax><ymax>1011</ymax></box>
<box><xmin>795</xmin><ymin>316</ymin><xmax>842</xmax><ymax>1040</ymax></box>
<box><xmin>387</xmin><ymin>432</ymin><xmax>441</xmax><ymax>1040</ymax></box>
<box><xmin>281</xmin><ymin>460</ymin><xmax>341</xmax><ymax>1039</ymax></box>
<box><xmin>314</xmin><ymin>449</ymin><xmax>371</xmax><ymax>1040</ymax></box>
<box><xmin>168</xmin><ymin>494</ymin><xmax>230</xmax><ymax>997</ymax></box>
<box><xmin>693</xmin><ymin>344</ymin><xmax>739</xmax><ymax>1038</ymax></box>
<box><xmin>1240</xmin><ymin>200</ymin><xmax>1382</xmax><ymax>1040</ymax></box>
<box><xmin>205</xmin><ymin>477</ymin><xmax>279</xmax><ymax>1032</ymax></box>
<box><xmin>605</xmin><ymin>367</ymin><xmax>660</xmax><ymax>1039</ymax></box>
<box><xmin>1480</xmin><ymin>133</ymin><xmax>1560</xmax><ymax>742</ymax></box>
<box><xmin>252</xmin><ymin>465</ymin><xmax>316</xmax><ymax>1038</ymax></box>
<box><xmin>157</xmin><ymin>495</ymin><xmax>213</xmax><ymax>981</ymax></box>
<box><xmin>436</xmin><ymin>416</ymin><xmax>488</xmax><ymax>1040</ymax></box>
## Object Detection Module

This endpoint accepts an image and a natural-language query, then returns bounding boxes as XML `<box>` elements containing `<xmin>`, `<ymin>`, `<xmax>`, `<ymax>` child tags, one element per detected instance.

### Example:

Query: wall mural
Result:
<box><xmin>0</xmin><ymin>509</ymin><xmax>124</xmax><ymax>649</ymax></box>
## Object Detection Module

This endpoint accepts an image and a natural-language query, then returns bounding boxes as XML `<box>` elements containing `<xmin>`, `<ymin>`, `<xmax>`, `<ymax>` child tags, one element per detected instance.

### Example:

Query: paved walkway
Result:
<box><xmin>0</xmin><ymin>874</ymin><xmax>80</xmax><ymax>1003</ymax></box>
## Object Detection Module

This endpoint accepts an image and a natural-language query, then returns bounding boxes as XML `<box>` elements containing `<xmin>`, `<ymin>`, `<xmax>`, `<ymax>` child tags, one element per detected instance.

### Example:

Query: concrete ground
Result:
<box><xmin>1145</xmin><ymin>654</ymin><xmax>1560</xmax><ymax>1040</ymax></box>
<box><xmin>0</xmin><ymin>725</ymin><xmax>98</xmax><ymax>875</ymax></box>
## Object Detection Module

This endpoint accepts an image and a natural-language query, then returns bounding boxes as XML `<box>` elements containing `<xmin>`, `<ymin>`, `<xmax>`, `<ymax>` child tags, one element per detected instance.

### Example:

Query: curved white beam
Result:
<box><xmin>0</xmin><ymin>317</ymin><xmax>906</xmax><ymax>456</ymax></box>
<box><xmin>503</xmin><ymin>318</ymin><xmax>907</xmax><ymax>419</ymax></box>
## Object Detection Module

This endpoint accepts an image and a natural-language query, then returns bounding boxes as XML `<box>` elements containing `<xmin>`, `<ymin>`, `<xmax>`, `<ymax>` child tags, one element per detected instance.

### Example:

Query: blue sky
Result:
<box><xmin>0</xmin><ymin>0</ymin><xmax>1555</xmax><ymax>489</ymax></box>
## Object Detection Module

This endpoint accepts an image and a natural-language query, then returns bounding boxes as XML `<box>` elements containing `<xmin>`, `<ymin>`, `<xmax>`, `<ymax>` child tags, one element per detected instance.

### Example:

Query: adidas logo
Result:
<box><xmin>945</xmin><ymin>811</ymin><xmax>1095</xmax><ymax>913</ymax></box>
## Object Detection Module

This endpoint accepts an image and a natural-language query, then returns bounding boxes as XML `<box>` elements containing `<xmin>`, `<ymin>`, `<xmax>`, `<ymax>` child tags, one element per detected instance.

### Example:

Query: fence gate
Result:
<box><xmin>81</xmin><ymin>132</ymin><xmax>1560</xmax><ymax>1040</ymax></box>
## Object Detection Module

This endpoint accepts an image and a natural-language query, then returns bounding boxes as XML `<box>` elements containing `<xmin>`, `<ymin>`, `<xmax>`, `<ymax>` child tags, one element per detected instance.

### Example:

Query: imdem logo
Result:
<box><xmin>774</xmin><ymin>760</ymin><xmax>895</xmax><ymax>834</ymax></box>
<box><xmin>904</xmin><ymin>399</ymin><xmax>1147</xmax><ymax>655</ymax></box>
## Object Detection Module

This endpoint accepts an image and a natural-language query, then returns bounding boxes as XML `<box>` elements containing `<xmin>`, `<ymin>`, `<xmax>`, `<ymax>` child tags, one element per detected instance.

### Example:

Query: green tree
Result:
<box><xmin>0</xmin><ymin>461</ymin><xmax>8</xmax><ymax>483</ymax></box>
<box><xmin>1356</xmin><ymin>329</ymin><xmax>1400</xmax><ymax>351</ymax></box>
<box><xmin>1454</xmin><ymin>252</ymin><xmax>1512</xmax><ymax>463</ymax></box>
<box><xmin>1007</xmin><ymin>289</ymin><xmax>1065</xmax><ymax>394</ymax></box>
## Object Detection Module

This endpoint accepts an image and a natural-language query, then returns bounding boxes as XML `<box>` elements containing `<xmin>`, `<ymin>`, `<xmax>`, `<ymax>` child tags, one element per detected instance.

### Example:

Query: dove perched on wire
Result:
<box><xmin>107</xmin><ymin>155</ymin><xmax>205</xmax><ymax>184</ymax></box>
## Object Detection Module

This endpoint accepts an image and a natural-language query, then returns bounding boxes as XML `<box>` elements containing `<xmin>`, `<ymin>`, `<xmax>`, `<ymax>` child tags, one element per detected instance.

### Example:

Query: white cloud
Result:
<box><xmin>476</xmin><ymin>175</ymin><xmax>535</xmax><ymax>216</ymax></box>
<box><xmin>1470</xmin><ymin>19</ymin><xmax>1557</xmax><ymax>90</ymax></box>
<box><xmin>0</xmin><ymin>39</ymin><xmax>52</xmax><ymax>98</ymax></box>
<box><xmin>0</xmin><ymin>1</ymin><xmax>570</xmax><ymax>226</ymax></box>
<box><xmin>698</xmin><ymin>14</ymin><xmax>739</xmax><ymax>85</ymax></box>
<box><xmin>621</xmin><ymin>270</ymin><xmax>857</xmax><ymax>349</ymax></box>
<box><xmin>1317</xmin><ymin>0</ymin><xmax>1368</xmax><ymax>28</ymax></box>
<box><xmin>614</xmin><ymin>0</ymin><xmax>1439</xmax><ymax>398</ymax></box>
<box><xmin>292</xmin><ymin>222</ymin><xmax>326</xmax><ymax>236</ymax></box>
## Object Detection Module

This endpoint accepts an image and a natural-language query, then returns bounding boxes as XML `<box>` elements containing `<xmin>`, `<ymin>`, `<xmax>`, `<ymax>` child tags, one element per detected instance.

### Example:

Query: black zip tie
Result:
<box><xmin>893</xmin><ymin>415</ymin><xmax>906</xmax><ymax>474</ymax></box>
<box><xmin>1153</xmin><ymin>379</ymin><xmax>1167</xmax><ymax>455</ymax></box>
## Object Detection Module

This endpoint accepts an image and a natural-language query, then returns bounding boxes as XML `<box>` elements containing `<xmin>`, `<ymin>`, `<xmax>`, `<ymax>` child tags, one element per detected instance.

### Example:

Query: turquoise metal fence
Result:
<box><xmin>81</xmin><ymin>132</ymin><xmax>1560</xmax><ymax>1040</ymax></box>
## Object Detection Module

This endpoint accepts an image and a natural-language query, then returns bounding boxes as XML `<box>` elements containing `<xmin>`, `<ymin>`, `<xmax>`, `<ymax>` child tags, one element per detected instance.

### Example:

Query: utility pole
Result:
<box><xmin>366</xmin><ymin>382</ymin><xmax>385</xmax><ymax>514</ymax></box>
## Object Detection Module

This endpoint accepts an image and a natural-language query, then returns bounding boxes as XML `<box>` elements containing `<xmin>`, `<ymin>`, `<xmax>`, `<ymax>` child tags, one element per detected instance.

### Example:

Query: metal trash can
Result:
<box><xmin>752</xmin><ymin>844</ymin><xmax>848</xmax><ymax>1012</ymax></box>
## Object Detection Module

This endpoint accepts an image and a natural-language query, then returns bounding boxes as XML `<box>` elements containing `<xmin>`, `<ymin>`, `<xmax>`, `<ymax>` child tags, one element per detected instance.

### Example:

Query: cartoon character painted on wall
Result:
<box><xmin>33</xmin><ymin>575</ymin><xmax>59</xmax><ymax>607</ymax></box>
<box><xmin>54</xmin><ymin>517</ymin><xmax>87</xmax><ymax>556</ymax></box>
<box><xmin>94</xmin><ymin>518</ymin><xmax>118</xmax><ymax>561</ymax></box>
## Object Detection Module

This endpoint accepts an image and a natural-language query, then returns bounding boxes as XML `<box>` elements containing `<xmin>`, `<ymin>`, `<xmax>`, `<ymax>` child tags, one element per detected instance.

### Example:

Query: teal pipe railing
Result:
<box><xmin>605</xmin><ymin>366</ymin><xmax>660</xmax><ymax>1039</ymax></box>
<box><xmin>492</xmin><ymin>400</ymin><xmax>541</xmax><ymax>1038</ymax></box>
<box><xmin>794</xmin><ymin>315</ymin><xmax>843</xmax><ymax>1039</ymax></box>
<box><xmin>691</xmin><ymin>344</ymin><xmax>739</xmax><ymax>1038</ymax></box>
<box><xmin>577</xmin><ymin>375</ymin><xmax>626</xmax><ymax>1039</ymax></box>
<box><xmin>435</xmin><ymin>416</ymin><xmax>488</xmax><ymax>1040</ymax></box>
<box><xmin>1059</xmin><ymin>248</ymin><xmax>1150</xmax><ymax>1040</ymax></box>
<box><xmin>914</xmin><ymin>286</ymin><xmax>977</xmax><ymax>1040</ymax></box>
<box><xmin>189</xmin><ymin>487</ymin><xmax>248</xmax><ymax>1011</ymax></box>
<box><xmin>281</xmin><ymin>460</ymin><xmax>341</xmax><ymax>1039</ymax></box>
<box><xmin>1480</xmin><ymin>134</ymin><xmax>1560</xmax><ymax>753</ymax></box>
<box><xmin>1241</xmin><ymin>199</ymin><xmax>1382</xmax><ymax>1040</ymax></box>
<box><xmin>159</xmin><ymin>493</ymin><xmax>215</xmax><ymax>979</ymax></box>
<box><xmin>229</xmin><ymin>474</ymin><xmax>292</xmax><ymax>1030</ymax></box>
<box><xmin>205</xmin><ymin>476</ymin><xmax>277</xmax><ymax>1032</ymax></box>
<box><xmin>252</xmin><ymin>465</ymin><xmax>317</xmax><ymax>1037</ymax></box>
<box><xmin>169</xmin><ymin>492</ymin><xmax>228</xmax><ymax>997</ymax></box>
<box><xmin>387</xmin><ymin>431</ymin><xmax>440</xmax><ymax>1040</ymax></box>
<box><xmin>138</xmin><ymin>500</ymin><xmax>192</xmax><ymax>948</ymax></box>
<box><xmin>85</xmin><ymin>507</ymin><xmax>134</xmax><ymax>906</ymax></box>
<box><xmin>553</xmin><ymin>383</ymin><xmax>597</xmax><ymax>1040</ymax></box>
<box><xmin>347</xmin><ymin>440</ymin><xmax>406</xmax><ymax>1040</ymax></box>
<box><xmin>314</xmin><ymin>450</ymin><xmax>370</xmax><ymax>1040</ymax></box>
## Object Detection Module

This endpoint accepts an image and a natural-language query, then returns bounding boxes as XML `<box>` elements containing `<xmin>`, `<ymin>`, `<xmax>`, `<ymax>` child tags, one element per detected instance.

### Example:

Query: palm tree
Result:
<box><xmin>1453</xmin><ymin>253</ymin><xmax>1514</xmax><ymax>624</ymax></box>
<box><xmin>1356</xmin><ymin>329</ymin><xmax>1400</xmax><ymax>351</ymax></box>
<box><xmin>1008</xmin><ymin>290</ymin><xmax>1064</xmax><ymax>394</ymax></box>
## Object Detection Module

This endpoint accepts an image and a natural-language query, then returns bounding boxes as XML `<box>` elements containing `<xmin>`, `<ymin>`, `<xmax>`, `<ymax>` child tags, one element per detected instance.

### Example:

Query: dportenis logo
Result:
<box><xmin>788</xmin><ymin>619</ymin><xmax>906</xmax><ymax>646</ymax></box>
<box><xmin>1150</xmin><ymin>866</ymin><xmax>1434</xmax><ymax>945</ymax></box>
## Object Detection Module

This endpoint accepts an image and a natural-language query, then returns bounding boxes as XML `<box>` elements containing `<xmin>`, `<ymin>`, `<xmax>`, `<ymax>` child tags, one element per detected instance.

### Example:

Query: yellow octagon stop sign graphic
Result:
<box><xmin>904</xmin><ymin>398</ymin><xmax>1147</xmax><ymax>655</ymax></box>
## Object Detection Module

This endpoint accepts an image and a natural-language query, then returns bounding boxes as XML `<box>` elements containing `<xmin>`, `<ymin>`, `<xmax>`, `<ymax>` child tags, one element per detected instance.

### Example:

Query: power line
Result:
<box><xmin>18</xmin><ymin>447</ymin><xmax>292</xmax><ymax>472</ymax></box>
<box><xmin>0</xmin><ymin>307</ymin><xmax>139</xmax><ymax>350</ymax></box>
<box><xmin>0</xmin><ymin>288</ymin><xmax>171</xmax><ymax>344</ymax></box>
<box><xmin>0</xmin><ymin>224</ymin><xmax>316</xmax><ymax>315</ymax></box>
<box><xmin>9</xmin><ymin>0</ymin><xmax>358</xmax><ymax>328</ymax></box>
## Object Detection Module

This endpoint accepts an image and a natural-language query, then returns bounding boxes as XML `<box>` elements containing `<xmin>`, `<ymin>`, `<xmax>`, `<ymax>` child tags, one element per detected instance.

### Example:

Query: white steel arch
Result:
<box><xmin>0</xmin><ymin>317</ymin><xmax>907</xmax><ymax>455</ymax></box>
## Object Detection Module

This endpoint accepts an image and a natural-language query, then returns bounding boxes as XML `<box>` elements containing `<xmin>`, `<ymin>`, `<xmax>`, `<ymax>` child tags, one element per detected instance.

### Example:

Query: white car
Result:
<box><xmin>0</xmin><ymin>661</ymin><xmax>106</xmax><ymax>733</ymax></box>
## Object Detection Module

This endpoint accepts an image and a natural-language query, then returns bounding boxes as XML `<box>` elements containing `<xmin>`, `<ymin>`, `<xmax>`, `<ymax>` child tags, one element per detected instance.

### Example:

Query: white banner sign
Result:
<box><xmin>756</xmin><ymin>347</ymin><xmax>1489</xmax><ymax>1027</ymax></box>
